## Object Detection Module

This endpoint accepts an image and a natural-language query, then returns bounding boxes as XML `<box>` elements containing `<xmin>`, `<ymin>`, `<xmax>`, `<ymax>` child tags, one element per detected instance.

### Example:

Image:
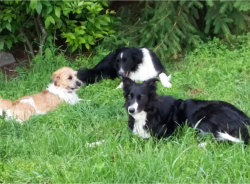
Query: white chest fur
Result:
<box><xmin>131</xmin><ymin>110</ymin><xmax>151</xmax><ymax>139</ymax></box>
<box><xmin>129</xmin><ymin>48</ymin><xmax>158</xmax><ymax>81</ymax></box>
<box><xmin>47</xmin><ymin>83</ymin><xmax>81</xmax><ymax>105</ymax></box>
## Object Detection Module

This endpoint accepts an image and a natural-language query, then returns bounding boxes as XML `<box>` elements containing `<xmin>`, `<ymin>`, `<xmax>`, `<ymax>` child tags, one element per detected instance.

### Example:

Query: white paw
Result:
<box><xmin>162</xmin><ymin>80</ymin><xmax>172</xmax><ymax>88</ymax></box>
<box><xmin>116</xmin><ymin>82</ymin><xmax>123</xmax><ymax>89</ymax></box>
<box><xmin>86</xmin><ymin>140</ymin><xmax>105</xmax><ymax>148</ymax></box>
<box><xmin>4</xmin><ymin>112</ymin><xmax>23</xmax><ymax>124</ymax></box>
<box><xmin>159</xmin><ymin>73</ymin><xmax>172</xmax><ymax>88</ymax></box>
<box><xmin>133</xmin><ymin>132</ymin><xmax>151</xmax><ymax>139</ymax></box>
<box><xmin>198</xmin><ymin>142</ymin><xmax>207</xmax><ymax>147</ymax></box>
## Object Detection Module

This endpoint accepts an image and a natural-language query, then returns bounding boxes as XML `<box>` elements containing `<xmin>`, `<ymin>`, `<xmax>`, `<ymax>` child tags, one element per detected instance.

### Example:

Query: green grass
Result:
<box><xmin>0</xmin><ymin>37</ymin><xmax>250</xmax><ymax>183</ymax></box>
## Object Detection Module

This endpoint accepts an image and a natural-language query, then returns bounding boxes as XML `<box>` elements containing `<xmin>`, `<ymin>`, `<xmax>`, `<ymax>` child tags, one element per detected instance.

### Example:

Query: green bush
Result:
<box><xmin>0</xmin><ymin>1</ymin><xmax>115</xmax><ymax>56</ymax></box>
<box><xmin>102</xmin><ymin>1</ymin><xmax>250</xmax><ymax>60</ymax></box>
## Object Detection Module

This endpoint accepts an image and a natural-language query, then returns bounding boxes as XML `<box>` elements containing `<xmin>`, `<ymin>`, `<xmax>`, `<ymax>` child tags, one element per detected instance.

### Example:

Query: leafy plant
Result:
<box><xmin>101</xmin><ymin>1</ymin><xmax>250</xmax><ymax>61</ymax></box>
<box><xmin>0</xmin><ymin>1</ymin><xmax>115</xmax><ymax>57</ymax></box>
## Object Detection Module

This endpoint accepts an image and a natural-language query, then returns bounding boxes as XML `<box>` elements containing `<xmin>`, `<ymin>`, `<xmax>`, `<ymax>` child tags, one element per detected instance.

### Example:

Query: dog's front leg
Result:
<box><xmin>116</xmin><ymin>82</ymin><xmax>123</xmax><ymax>89</ymax></box>
<box><xmin>159</xmin><ymin>73</ymin><xmax>172</xmax><ymax>88</ymax></box>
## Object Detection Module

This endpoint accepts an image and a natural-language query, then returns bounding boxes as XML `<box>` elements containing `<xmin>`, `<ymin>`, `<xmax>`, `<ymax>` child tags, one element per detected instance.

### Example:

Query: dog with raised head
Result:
<box><xmin>122</xmin><ymin>77</ymin><xmax>250</xmax><ymax>144</ymax></box>
<box><xmin>0</xmin><ymin>67</ymin><xmax>82</xmax><ymax>123</ymax></box>
<box><xmin>77</xmin><ymin>47</ymin><xmax>172</xmax><ymax>88</ymax></box>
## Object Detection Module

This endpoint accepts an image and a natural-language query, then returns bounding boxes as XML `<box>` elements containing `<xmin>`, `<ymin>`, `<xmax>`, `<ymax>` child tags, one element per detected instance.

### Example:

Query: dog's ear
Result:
<box><xmin>131</xmin><ymin>49</ymin><xmax>142</xmax><ymax>64</ymax></box>
<box><xmin>144</xmin><ymin>78</ymin><xmax>159</xmax><ymax>92</ymax></box>
<box><xmin>109</xmin><ymin>49</ymin><xmax>121</xmax><ymax>64</ymax></box>
<box><xmin>122</xmin><ymin>77</ymin><xmax>134</xmax><ymax>90</ymax></box>
<box><xmin>51</xmin><ymin>71</ymin><xmax>60</xmax><ymax>86</ymax></box>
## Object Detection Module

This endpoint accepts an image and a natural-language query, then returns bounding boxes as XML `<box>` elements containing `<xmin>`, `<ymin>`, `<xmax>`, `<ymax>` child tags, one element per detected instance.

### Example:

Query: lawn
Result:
<box><xmin>0</xmin><ymin>37</ymin><xmax>250</xmax><ymax>183</ymax></box>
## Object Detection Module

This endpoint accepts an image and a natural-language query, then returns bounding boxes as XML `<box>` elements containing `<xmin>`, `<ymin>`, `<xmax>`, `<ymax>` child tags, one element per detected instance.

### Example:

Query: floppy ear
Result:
<box><xmin>144</xmin><ymin>78</ymin><xmax>159</xmax><ymax>93</ymax></box>
<box><xmin>122</xmin><ymin>77</ymin><xmax>134</xmax><ymax>89</ymax></box>
<box><xmin>131</xmin><ymin>49</ymin><xmax>142</xmax><ymax>64</ymax></box>
<box><xmin>51</xmin><ymin>71</ymin><xmax>60</xmax><ymax>86</ymax></box>
<box><xmin>110</xmin><ymin>49</ymin><xmax>122</xmax><ymax>64</ymax></box>
<box><xmin>122</xmin><ymin>77</ymin><xmax>134</xmax><ymax>99</ymax></box>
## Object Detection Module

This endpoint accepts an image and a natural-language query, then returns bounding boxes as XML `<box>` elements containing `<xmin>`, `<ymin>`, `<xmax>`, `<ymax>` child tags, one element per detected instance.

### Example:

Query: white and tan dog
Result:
<box><xmin>0</xmin><ymin>67</ymin><xmax>82</xmax><ymax>123</ymax></box>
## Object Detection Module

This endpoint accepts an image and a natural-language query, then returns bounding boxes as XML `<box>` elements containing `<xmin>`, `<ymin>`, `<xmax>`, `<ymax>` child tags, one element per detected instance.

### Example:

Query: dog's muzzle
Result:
<box><xmin>128</xmin><ymin>107</ymin><xmax>135</xmax><ymax>114</ymax></box>
<box><xmin>76</xmin><ymin>81</ymin><xmax>82</xmax><ymax>87</ymax></box>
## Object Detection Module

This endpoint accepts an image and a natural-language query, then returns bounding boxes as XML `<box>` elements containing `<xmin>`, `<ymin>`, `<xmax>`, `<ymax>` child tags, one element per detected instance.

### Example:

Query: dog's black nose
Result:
<box><xmin>76</xmin><ymin>81</ymin><xmax>82</xmax><ymax>86</ymax></box>
<box><xmin>128</xmin><ymin>108</ymin><xmax>135</xmax><ymax>114</ymax></box>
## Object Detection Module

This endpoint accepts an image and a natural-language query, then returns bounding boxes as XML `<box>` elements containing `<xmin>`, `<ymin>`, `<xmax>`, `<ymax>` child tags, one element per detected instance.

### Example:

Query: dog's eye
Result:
<box><xmin>137</xmin><ymin>94</ymin><xmax>145</xmax><ymax>101</ymax></box>
<box><xmin>68</xmin><ymin>76</ymin><xmax>73</xmax><ymax>80</ymax></box>
<box><xmin>128</xmin><ymin>93</ymin><xmax>133</xmax><ymax>99</ymax></box>
<box><xmin>123</xmin><ymin>58</ymin><xmax>127</xmax><ymax>62</ymax></box>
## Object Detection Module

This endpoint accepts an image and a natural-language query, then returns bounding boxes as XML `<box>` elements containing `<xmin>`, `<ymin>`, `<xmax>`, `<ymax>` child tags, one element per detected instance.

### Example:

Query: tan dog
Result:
<box><xmin>0</xmin><ymin>67</ymin><xmax>82</xmax><ymax>123</ymax></box>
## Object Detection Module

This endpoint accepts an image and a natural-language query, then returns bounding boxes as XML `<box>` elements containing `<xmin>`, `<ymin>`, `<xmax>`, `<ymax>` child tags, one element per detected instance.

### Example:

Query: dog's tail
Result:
<box><xmin>0</xmin><ymin>98</ymin><xmax>13</xmax><ymax>116</ymax></box>
<box><xmin>77</xmin><ymin>68</ymin><xmax>103</xmax><ymax>84</ymax></box>
<box><xmin>77</xmin><ymin>50</ymin><xmax>120</xmax><ymax>85</ymax></box>
<box><xmin>77</xmin><ymin>67</ymin><xmax>118</xmax><ymax>85</ymax></box>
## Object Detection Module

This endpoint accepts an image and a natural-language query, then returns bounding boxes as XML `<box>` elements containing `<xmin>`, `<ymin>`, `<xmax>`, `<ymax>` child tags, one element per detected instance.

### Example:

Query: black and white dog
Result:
<box><xmin>122</xmin><ymin>78</ymin><xmax>250</xmax><ymax>144</ymax></box>
<box><xmin>77</xmin><ymin>47</ymin><xmax>172</xmax><ymax>88</ymax></box>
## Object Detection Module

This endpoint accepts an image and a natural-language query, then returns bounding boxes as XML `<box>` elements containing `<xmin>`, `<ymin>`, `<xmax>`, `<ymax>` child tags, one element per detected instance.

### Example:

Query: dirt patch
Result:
<box><xmin>189</xmin><ymin>88</ymin><xmax>204</xmax><ymax>95</ymax></box>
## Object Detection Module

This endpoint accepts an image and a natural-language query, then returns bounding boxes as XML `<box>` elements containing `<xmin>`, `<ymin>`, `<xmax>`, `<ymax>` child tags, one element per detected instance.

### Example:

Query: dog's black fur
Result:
<box><xmin>123</xmin><ymin>78</ymin><xmax>250</xmax><ymax>144</ymax></box>
<box><xmin>77</xmin><ymin>47</ymin><xmax>167</xmax><ymax>85</ymax></box>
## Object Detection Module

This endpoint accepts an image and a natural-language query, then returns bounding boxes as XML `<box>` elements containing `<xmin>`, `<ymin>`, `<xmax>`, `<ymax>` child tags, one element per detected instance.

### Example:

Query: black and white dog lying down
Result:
<box><xmin>122</xmin><ymin>78</ymin><xmax>250</xmax><ymax>144</ymax></box>
<box><xmin>77</xmin><ymin>47</ymin><xmax>172</xmax><ymax>88</ymax></box>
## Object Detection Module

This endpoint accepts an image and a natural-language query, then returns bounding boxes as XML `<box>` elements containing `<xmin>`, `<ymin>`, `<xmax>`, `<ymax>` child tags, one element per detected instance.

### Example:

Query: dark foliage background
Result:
<box><xmin>103</xmin><ymin>1</ymin><xmax>250</xmax><ymax>60</ymax></box>
<box><xmin>0</xmin><ymin>0</ymin><xmax>249</xmax><ymax>60</ymax></box>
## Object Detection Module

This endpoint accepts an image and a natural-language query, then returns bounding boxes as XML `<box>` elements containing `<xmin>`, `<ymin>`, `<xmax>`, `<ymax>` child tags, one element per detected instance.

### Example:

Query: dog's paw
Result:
<box><xmin>86</xmin><ymin>140</ymin><xmax>105</xmax><ymax>148</ymax></box>
<box><xmin>116</xmin><ymin>82</ymin><xmax>123</xmax><ymax>89</ymax></box>
<box><xmin>162</xmin><ymin>80</ymin><xmax>172</xmax><ymax>88</ymax></box>
<box><xmin>159</xmin><ymin>73</ymin><xmax>172</xmax><ymax>88</ymax></box>
<box><xmin>198</xmin><ymin>142</ymin><xmax>207</xmax><ymax>148</ymax></box>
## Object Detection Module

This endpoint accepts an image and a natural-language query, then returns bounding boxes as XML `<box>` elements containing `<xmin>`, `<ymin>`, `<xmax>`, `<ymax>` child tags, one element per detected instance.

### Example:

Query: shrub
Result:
<box><xmin>101</xmin><ymin>1</ymin><xmax>250</xmax><ymax>60</ymax></box>
<box><xmin>0</xmin><ymin>1</ymin><xmax>115</xmax><ymax>56</ymax></box>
